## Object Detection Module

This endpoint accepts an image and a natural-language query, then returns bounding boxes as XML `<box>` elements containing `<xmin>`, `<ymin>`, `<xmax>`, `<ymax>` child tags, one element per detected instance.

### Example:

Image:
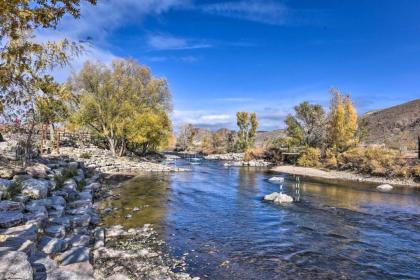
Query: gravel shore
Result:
<box><xmin>271</xmin><ymin>165</ymin><xmax>420</xmax><ymax>187</ymax></box>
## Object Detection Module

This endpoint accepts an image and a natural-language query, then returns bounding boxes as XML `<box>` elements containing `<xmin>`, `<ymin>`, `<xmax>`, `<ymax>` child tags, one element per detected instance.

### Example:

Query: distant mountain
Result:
<box><xmin>361</xmin><ymin>99</ymin><xmax>420</xmax><ymax>149</ymax></box>
<box><xmin>255</xmin><ymin>129</ymin><xmax>286</xmax><ymax>148</ymax></box>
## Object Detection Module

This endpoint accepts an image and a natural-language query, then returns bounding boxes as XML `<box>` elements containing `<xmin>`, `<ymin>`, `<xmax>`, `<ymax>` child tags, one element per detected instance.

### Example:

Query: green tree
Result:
<box><xmin>0</xmin><ymin>0</ymin><xmax>95</xmax><ymax>115</ymax></box>
<box><xmin>68</xmin><ymin>59</ymin><xmax>172</xmax><ymax>156</ymax></box>
<box><xmin>284</xmin><ymin>101</ymin><xmax>326</xmax><ymax>148</ymax></box>
<box><xmin>236</xmin><ymin>112</ymin><xmax>258</xmax><ymax>152</ymax></box>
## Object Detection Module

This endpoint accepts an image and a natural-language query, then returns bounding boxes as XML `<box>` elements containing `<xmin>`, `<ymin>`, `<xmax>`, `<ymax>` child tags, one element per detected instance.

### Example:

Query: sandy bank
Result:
<box><xmin>271</xmin><ymin>165</ymin><xmax>420</xmax><ymax>188</ymax></box>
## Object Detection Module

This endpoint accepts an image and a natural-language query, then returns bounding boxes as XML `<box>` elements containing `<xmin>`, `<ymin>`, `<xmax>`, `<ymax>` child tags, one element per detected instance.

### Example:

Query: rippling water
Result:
<box><xmin>100</xmin><ymin>160</ymin><xmax>420</xmax><ymax>279</ymax></box>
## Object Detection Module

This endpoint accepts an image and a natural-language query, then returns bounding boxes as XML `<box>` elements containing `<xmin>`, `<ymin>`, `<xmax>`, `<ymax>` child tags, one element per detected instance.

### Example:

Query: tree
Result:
<box><xmin>0</xmin><ymin>0</ymin><xmax>96</xmax><ymax>116</ymax></box>
<box><xmin>327</xmin><ymin>88</ymin><xmax>358</xmax><ymax>152</ymax></box>
<box><xmin>0</xmin><ymin>0</ymin><xmax>95</xmax><ymax>162</ymax></box>
<box><xmin>176</xmin><ymin>124</ymin><xmax>196</xmax><ymax>151</ymax></box>
<box><xmin>236</xmin><ymin>112</ymin><xmax>258</xmax><ymax>152</ymax></box>
<box><xmin>284</xmin><ymin>101</ymin><xmax>326</xmax><ymax>147</ymax></box>
<box><xmin>68</xmin><ymin>59</ymin><xmax>172</xmax><ymax>156</ymax></box>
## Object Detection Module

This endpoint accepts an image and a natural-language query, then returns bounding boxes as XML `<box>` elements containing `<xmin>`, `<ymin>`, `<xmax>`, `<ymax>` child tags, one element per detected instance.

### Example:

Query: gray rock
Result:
<box><xmin>0</xmin><ymin>200</ymin><xmax>23</xmax><ymax>212</ymax></box>
<box><xmin>377</xmin><ymin>184</ymin><xmax>393</xmax><ymax>191</ymax></box>
<box><xmin>25</xmin><ymin>163</ymin><xmax>51</xmax><ymax>178</ymax></box>
<box><xmin>50</xmin><ymin>261</ymin><xmax>94</xmax><ymax>280</ymax></box>
<box><xmin>0</xmin><ymin>211</ymin><xmax>24</xmax><ymax>228</ymax></box>
<box><xmin>63</xmin><ymin>179</ymin><xmax>77</xmax><ymax>191</ymax></box>
<box><xmin>69</xmin><ymin>200</ymin><xmax>91</xmax><ymax>209</ymax></box>
<box><xmin>70</xmin><ymin>214</ymin><xmax>91</xmax><ymax>227</ymax></box>
<box><xmin>78</xmin><ymin>191</ymin><xmax>92</xmax><ymax>201</ymax></box>
<box><xmin>0</xmin><ymin>251</ymin><xmax>33</xmax><ymax>280</ymax></box>
<box><xmin>48</xmin><ymin>216</ymin><xmax>71</xmax><ymax>229</ymax></box>
<box><xmin>68</xmin><ymin>162</ymin><xmax>79</xmax><ymax>169</ymax></box>
<box><xmin>0</xmin><ymin>223</ymin><xmax>38</xmax><ymax>241</ymax></box>
<box><xmin>65</xmin><ymin>234</ymin><xmax>91</xmax><ymax>247</ymax></box>
<box><xmin>51</xmin><ymin>190</ymin><xmax>69</xmax><ymax>199</ymax></box>
<box><xmin>0</xmin><ymin>168</ymin><xmax>15</xmax><ymax>179</ymax></box>
<box><xmin>0</xmin><ymin>237</ymin><xmax>36</xmax><ymax>256</ymax></box>
<box><xmin>45</xmin><ymin>224</ymin><xmax>66</xmax><ymax>238</ymax></box>
<box><xmin>39</xmin><ymin>236</ymin><xmax>68</xmax><ymax>254</ymax></box>
<box><xmin>30</xmin><ymin>253</ymin><xmax>58</xmax><ymax>279</ymax></box>
<box><xmin>264</xmin><ymin>192</ymin><xmax>294</xmax><ymax>204</ymax></box>
<box><xmin>58</xmin><ymin>246</ymin><xmax>90</xmax><ymax>265</ymax></box>
<box><xmin>21</xmin><ymin>179</ymin><xmax>50</xmax><ymax>199</ymax></box>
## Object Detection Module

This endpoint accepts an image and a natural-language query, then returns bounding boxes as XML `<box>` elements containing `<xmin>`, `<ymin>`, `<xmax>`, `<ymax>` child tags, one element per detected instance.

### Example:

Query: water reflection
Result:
<box><xmin>100</xmin><ymin>160</ymin><xmax>420</xmax><ymax>280</ymax></box>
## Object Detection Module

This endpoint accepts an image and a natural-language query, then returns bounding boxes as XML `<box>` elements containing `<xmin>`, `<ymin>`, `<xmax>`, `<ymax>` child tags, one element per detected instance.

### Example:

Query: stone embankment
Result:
<box><xmin>0</xmin><ymin>146</ymin><xmax>197</xmax><ymax>279</ymax></box>
<box><xmin>0</xmin><ymin>159</ymin><xmax>100</xmax><ymax>279</ymax></box>
<box><xmin>59</xmin><ymin>147</ymin><xmax>185</xmax><ymax>173</ymax></box>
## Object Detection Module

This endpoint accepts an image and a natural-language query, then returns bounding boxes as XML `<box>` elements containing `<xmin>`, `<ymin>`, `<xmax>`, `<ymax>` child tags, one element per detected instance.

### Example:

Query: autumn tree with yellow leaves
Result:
<box><xmin>327</xmin><ymin>88</ymin><xmax>359</xmax><ymax>152</ymax></box>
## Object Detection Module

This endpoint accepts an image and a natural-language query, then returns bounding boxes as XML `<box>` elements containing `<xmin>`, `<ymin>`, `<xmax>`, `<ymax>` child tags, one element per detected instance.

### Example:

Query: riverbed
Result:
<box><xmin>99</xmin><ymin>159</ymin><xmax>420</xmax><ymax>279</ymax></box>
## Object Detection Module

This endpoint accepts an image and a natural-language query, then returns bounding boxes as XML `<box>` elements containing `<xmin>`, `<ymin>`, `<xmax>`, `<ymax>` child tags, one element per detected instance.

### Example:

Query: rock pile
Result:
<box><xmin>59</xmin><ymin>147</ymin><xmax>185</xmax><ymax>173</ymax></box>
<box><xmin>223</xmin><ymin>160</ymin><xmax>272</xmax><ymax>167</ymax></box>
<box><xmin>204</xmin><ymin>153</ymin><xmax>244</xmax><ymax>161</ymax></box>
<box><xmin>0</xmin><ymin>160</ymin><xmax>100</xmax><ymax>279</ymax></box>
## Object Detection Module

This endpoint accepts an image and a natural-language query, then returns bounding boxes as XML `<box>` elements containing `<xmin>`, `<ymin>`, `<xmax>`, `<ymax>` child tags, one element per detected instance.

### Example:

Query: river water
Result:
<box><xmin>100</xmin><ymin>160</ymin><xmax>420</xmax><ymax>280</ymax></box>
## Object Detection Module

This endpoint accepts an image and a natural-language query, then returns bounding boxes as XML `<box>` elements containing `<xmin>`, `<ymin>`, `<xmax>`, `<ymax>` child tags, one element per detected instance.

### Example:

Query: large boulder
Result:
<box><xmin>58</xmin><ymin>246</ymin><xmax>90</xmax><ymax>265</ymax></box>
<box><xmin>264</xmin><ymin>192</ymin><xmax>293</xmax><ymax>204</ymax></box>
<box><xmin>0</xmin><ymin>211</ymin><xmax>24</xmax><ymax>228</ymax></box>
<box><xmin>39</xmin><ymin>236</ymin><xmax>69</xmax><ymax>254</ymax></box>
<box><xmin>0</xmin><ymin>251</ymin><xmax>33</xmax><ymax>279</ymax></box>
<box><xmin>21</xmin><ymin>179</ymin><xmax>50</xmax><ymax>199</ymax></box>
<box><xmin>0</xmin><ymin>200</ymin><xmax>23</xmax><ymax>212</ymax></box>
<box><xmin>25</xmin><ymin>163</ymin><xmax>50</xmax><ymax>178</ymax></box>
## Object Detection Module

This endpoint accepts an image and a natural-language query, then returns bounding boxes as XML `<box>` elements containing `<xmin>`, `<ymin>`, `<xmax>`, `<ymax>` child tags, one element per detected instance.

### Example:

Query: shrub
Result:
<box><xmin>3</xmin><ymin>182</ymin><xmax>22</xmax><ymax>200</ymax></box>
<box><xmin>411</xmin><ymin>165</ymin><xmax>420</xmax><ymax>179</ymax></box>
<box><xmin>297</xmin><ymin>147</ymin><xmax>321</xmax><ymax>167</ymax></box>
<box><xmin>336</xmin><ymin>147</ymin><xmax>410</xmax><ymax>177</ymax></box>
<box><xmin>61</xmin><ymin>167</ymin><xmax>78</xmax><ymax>178</ymax></box>
<box><xmin>324</xmin><ymin>148</ymin><xmax>338</xmax><ymax>169</ymax></box>
<box><xmin>80</xmin><ymin>152</ymin><xmax>92</xmax><ymax>159</ymax></box>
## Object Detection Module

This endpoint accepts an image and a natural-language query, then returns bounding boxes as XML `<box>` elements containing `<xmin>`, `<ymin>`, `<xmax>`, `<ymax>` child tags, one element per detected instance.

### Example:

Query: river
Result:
<box><xmin>100</xmin><ymin>159</ymin><xmax>420</xmax><ymax>280</ymax></box>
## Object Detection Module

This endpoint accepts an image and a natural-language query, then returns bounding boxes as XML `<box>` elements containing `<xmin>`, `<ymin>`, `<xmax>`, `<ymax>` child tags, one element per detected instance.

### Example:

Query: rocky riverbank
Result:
<box><xmin>0</xmin><ymin>145</ymin><xmax>197</xmax><ymax>279</ymax></box>
<box><xmin>59</xmin><ymin>147</ymin><xmax>186</xmax><ymax>173</ymax></box>
<box><xmin>204</xmin><ymin>153</ymin><xmax>272</xmax><ymax>167</ymax></box>
<box><xmin>271</xmin><ymin>165</ymin><xmax>420</xmax><ymax>187</ymax></box>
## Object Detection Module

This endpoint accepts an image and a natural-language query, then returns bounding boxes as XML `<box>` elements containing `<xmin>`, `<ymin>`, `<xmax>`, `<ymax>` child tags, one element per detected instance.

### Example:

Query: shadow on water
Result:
<box><xmin>99</xmin><ymin>160</ymin><xmax>420</xmax><ymax>280</ymax></box>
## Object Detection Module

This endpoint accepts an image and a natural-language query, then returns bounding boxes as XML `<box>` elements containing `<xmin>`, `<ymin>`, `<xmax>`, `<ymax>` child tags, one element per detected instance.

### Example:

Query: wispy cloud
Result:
<box><xmin>200</xmin><ymin>0</ymin><xmax>289</xmax><ymax>25</ymax></box>
<box><xmin>147</xmin><ymin>34</ymin><xmax>212</xmax><ymax>50</ymax></box>
<box><xmin>147</xmin><ymin>55</ymin><xmax>199</xmax><ymax>63</ymax></box>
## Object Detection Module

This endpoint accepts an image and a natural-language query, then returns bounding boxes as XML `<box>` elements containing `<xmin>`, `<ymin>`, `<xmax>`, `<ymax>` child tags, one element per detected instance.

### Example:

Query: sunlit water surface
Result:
<box><xmin>100</xmin><ymin>160</ymin><xmax>420</xmax><ymax>280</ymax></box>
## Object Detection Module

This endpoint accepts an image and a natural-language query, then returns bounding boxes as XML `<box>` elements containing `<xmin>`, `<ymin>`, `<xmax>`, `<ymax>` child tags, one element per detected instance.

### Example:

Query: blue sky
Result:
<box><xmin>40</xmin><ymin>0</ymin><xmax>420</xmax><ymax>130</ymax></box>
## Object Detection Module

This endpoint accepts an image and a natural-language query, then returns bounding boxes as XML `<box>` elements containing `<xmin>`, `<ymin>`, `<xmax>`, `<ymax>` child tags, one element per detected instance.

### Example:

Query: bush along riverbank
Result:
<box><xmin>0</xmin><ymin>149</ymin><xmax>197</xmax><ymax>279</ymax></box>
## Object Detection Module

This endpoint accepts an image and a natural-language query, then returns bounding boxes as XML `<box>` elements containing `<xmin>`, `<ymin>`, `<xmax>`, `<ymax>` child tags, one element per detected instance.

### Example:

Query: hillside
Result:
<box><xmin>362</xmin><ymin>99</ymin><xmax>420</xmax><ymax>149</ymax></box>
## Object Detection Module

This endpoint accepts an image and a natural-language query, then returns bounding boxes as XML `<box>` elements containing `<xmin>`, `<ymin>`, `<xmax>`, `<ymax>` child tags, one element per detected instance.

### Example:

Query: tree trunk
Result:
<box><xmin>107</xmin><ymin>137</ymin><xmax>116</xmax><ymax>157</ymax></box>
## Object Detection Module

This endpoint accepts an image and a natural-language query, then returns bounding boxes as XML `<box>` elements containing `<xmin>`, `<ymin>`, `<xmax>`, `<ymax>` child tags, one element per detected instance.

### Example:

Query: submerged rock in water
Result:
<box><xmin>264</xmin><ymin>192</ymin><xmax>293</xmax><ymax>204</ymax></box>
<box><xmin>377</xmin><ymin>184</ymin><xmax>393</xmax><ymax>191</ymax></box>
<box><xmin>268</xmin><ymin>176</ymin><xmax>284</xmax><ymax>183</ymax></box>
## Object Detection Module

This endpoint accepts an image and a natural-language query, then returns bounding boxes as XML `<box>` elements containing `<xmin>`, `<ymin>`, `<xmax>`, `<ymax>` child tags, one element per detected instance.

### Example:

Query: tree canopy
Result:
<box><xmin>284</xmin><ymin>101</ymin><xmax>326</xmax><ymax>148</ymax></box>
<box><xmin>0</xmin><ymin>0</ymin><xmax>95</xmax><ymax>119</ymax></box>
<box><xmin>236</xmin><ymin>112</ymin><xmax>258</xmax><ymax>152</ymax></box>
<box><xmin>68</xmin><ymin>59</ymin><xmax>172</xmax><ymax>156</ymax></box>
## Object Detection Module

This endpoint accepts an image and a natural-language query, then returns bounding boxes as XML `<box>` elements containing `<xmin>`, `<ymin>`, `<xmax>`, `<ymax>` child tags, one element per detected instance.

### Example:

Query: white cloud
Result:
<box><xmin>200</xmin><ymin>0</ymin><xmax>289</xmax><ymax>25</ymax></box>
<box><xmin>147</xmin><ymin>34</ymin><xmax>212</xmax><ymax>50</ymax></box>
